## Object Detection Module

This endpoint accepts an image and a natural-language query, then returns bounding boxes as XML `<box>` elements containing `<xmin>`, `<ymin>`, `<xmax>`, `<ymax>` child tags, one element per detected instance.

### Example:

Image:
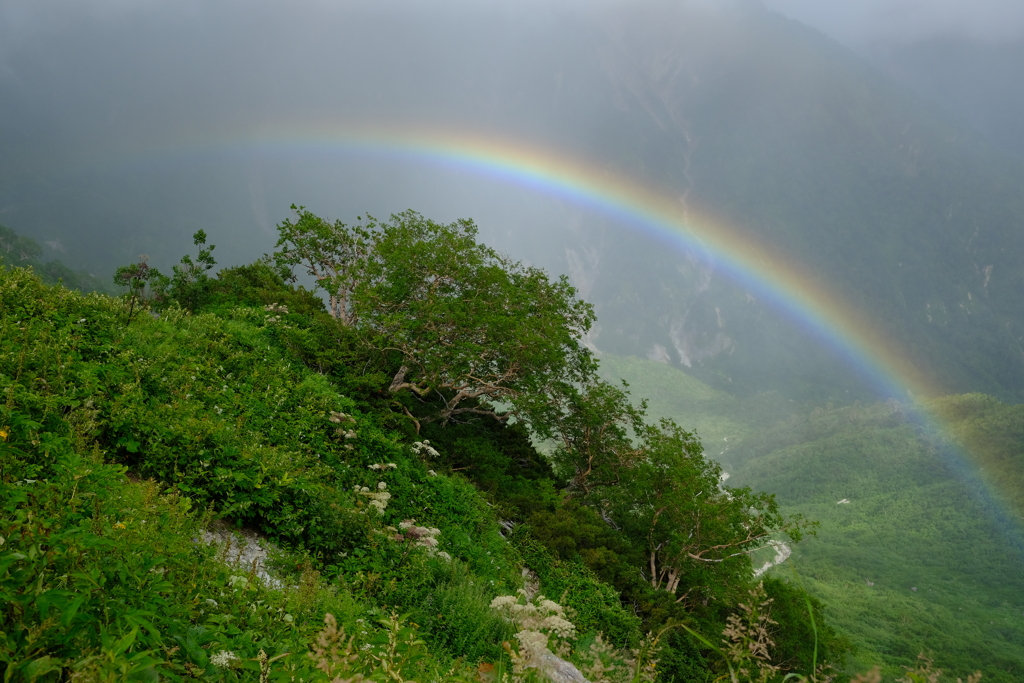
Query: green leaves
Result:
<box><xmin>165</xmin><ymin>230</ymin><xmax>218</xmax><ymax>311</ymax></box>
<box><xmin>1</xmin><ymin>235</ymin><xmax>843</xmax><ymax>681</ymax></box>
<box><xmin>113</xmin><ymin>257</ymin><xmax>167</xmax><ymax>323</ymax></box>
<box><xmin>609</xmin><ymin>419</ymin><xmax>806</xmax><ymax>604</ymax></box>
<box><xmin>274</xmin><ymin>205</ymin><xmax>372</xmax><ymax>324</ymax></box>
<box><xmin>274</xmin><ymin>208</ymin><xmax>596</xmax><ymax>425</ymax></box>
<box><xmin>112</xmin><ymin>230</ymin><xmax>218</xmax><ymax>319</ymax></box>
<box><xmin>525</xmin><ymin>377</ymin><xmax>646</xmax><ymax>495</ymax></box>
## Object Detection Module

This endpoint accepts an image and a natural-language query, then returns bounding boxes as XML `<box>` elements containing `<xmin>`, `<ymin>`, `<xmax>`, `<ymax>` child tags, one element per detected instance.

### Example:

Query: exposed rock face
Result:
<box><xmin>198</xmin><ymin>527</ymin><xmax>281</xmax><ymax>589</ymax></box>
<box><xmin>526</xmin><ymin>651</ymin><xmax>591</xmax><ymax>683</ymax></box>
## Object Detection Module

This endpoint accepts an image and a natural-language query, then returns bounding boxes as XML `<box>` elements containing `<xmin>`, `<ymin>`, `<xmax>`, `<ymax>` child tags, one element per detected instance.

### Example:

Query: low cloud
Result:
<box><xmin>760</xmin><ymin>0</ymin><xmax>1024</xmax><ymax>45</ymax></box>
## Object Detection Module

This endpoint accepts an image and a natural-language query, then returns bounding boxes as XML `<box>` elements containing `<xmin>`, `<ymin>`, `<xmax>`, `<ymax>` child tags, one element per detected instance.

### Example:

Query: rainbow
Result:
<box><xmin>214</xmin><ymin>121</ymin><xmax>939</xmax><ymax>401</ymax></box>
<box><xmin>125</xmin><ymin>121</ymin><xmax>1021</xmax><ymax>525</ymax></box>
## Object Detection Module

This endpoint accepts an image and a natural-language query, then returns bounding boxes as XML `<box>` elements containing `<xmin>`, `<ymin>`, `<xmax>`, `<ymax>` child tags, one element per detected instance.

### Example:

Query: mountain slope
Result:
<box><xmin>601</xmin><ymin>353</ymin><xmax>1024</xmax><ymax>680</ymax></box>
<box><xmin>727</xmin><ymin>402</ymin><xmax>1024</xmax><ymax>680</ymax></box>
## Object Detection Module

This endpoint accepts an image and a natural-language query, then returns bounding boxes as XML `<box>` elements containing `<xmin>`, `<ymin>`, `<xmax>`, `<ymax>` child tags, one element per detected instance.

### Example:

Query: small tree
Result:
<box><xmin>113</xmin><ymin>256</ymin><xmax>165</xmax><ymax>323</ymax></box>
<box><xmin>526</xmin><ymin>376</ymin><xmax>647</xmax><ymax>495</ymax></box>
<box><xmin>113</xmin><ymin>231</ymin><xmax>217</xmax><ymax>318</ymax></box>
<box><xmin>273</xmin><ymin>205</ymin><xmax>371</xmax><ymax>324</ymax></box>
<box><xmin>607</xmin><ymin>420</ymin><xmax>812</xmax><ymax>604</ymax></box>
<box><xmin>163</xmin><ymin>229</ymin><xmax>217</xmax><ymax>310</ymax></box>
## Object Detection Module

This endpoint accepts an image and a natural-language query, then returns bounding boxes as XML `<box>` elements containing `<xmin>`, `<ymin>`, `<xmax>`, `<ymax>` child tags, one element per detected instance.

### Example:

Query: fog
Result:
<box><xmin>3</xmin><ymin>0</ymin><xmax>1024</xmax><ymax>401</ymax></box>
<box><xmin>762</xmin><ymin>0</ymin><xmax>1024</xmax><ymax>45</ymax></box>
<box><xmin>760</xmin><ymin>0</ymin><xmax>1024</xmax><ymax>153</ymax></box>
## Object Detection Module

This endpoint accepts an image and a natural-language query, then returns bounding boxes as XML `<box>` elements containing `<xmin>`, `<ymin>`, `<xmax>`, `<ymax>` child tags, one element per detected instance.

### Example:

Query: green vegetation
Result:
<box><xmin>596</xmin><ymin>354</ymin><xmax>799</xmax><ymax>450</ymax></box>
<box><xmin>0</xmin><ymin>224</ymin><xmax>108</xmax><ymax>294</ymax></box>
<box><xmin>274</xmin><ymin>207</ymin><xmax>594</xmax><ymax>426</ymax></box>
<box><xmin>726</xmin><ymin>402</ymin><xmax>1024</xmax><ymax>682</ymax></box>
<box><xmin>599</xmin><ymin>355</ymin><xmax>1021</xmax><ymax>682</ymax></box>
<box><xmin>1</xmin><ymin>216</ymin><xmax>850</xmax><ymax>681</ymax></box>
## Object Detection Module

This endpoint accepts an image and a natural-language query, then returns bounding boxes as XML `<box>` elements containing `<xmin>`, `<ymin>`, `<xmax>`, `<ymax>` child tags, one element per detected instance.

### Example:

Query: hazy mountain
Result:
<box><xmin>864</xmin><ymin>36</ymin><xmax>1024</xmax><ymax>158</ymax></box>
<box><xmin>2</xmin><ymin>0</ymin><xmax>1024</xmax><ymax>403</ymax></box>
<box><xmin>545</xmin><ymin>3</ymin><xmax>1024</xmax><ymax>402</ymax></box>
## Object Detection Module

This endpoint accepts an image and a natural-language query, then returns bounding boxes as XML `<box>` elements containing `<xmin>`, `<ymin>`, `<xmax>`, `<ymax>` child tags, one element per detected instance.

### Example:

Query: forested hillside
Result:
<box><xmin>1</xmin><ymin>219</ymin><xmax>854</xmax><ymax>682</ymax></box>
<box><xmin>606</xmin><ymin>355</ymin><xmax>1024</xmax><ymax>681</ymax></box>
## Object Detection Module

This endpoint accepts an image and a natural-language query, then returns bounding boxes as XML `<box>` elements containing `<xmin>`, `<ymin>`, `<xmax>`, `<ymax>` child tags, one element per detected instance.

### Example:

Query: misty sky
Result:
<box><xmin>760</xmin><ymin>0</ymin><xmax>1024</xmax><ymax>45</ymax></box>
<box><xmin>2</xmin><ymin>0</ymin><xmax>1022</xmax><ymax>278</ymax></box>
<box><xmin>3</xmin><ymin>0</ymin><xmax>1024</xmax><ymax>402</ymax></box>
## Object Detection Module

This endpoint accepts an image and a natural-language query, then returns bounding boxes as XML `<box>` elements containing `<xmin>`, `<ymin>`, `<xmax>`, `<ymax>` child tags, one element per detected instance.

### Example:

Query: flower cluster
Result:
<box><xmin>210</xmin><ymin>650</ymin><xmax>240</xmax><ymax>669</ymax></box>
<box><xmin>330</xmin><ymin>411</ymin><xmax>358</xmax><ymax>442</ymax></box>
<box><xmin>394</xmin><ymin>519</ymin><xmax>451</xmax><ymax>561</ymax></box>
<box><xmin>263</xmin><ymin>303</ymin><xmax>289</xmax><ymax>324</ymax></box>
<box><xmin>355</xmin><ymin>482</ymin><xmax>390</xmax><ymax>513</ymax></box>
<box><xmin>368</xmin><ymin>462</ymin><xmax>398</xmax><ymax>471</ymax></box>
<box><xmin>490</xmin><ymin>591</ymin><xmax>576</xmax><ymax>640</ymax></box>
<box><xmin>491</xmin><ymin>592</ymin><xmax>583</xmax><ymax>680</ymax></box>
<box><xmin>397</xmin><ymin>519</ymin><xmax>440</xmax><ymax>548</ymax></box>
<box><xmin>410</xmin><ymin>440</ymin><xmax>440</xmax><ymax>459</ymax></box>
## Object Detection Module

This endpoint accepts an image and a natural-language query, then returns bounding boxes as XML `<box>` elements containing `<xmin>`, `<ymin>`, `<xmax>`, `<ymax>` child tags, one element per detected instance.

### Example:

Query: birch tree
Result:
<box><xmin>525</xmin><ymin>377</ymin><xmax>647</xmax><ymax>495</ymax></box>
<box><xmin>610</xmin><ymin>420</ymin><xmax>811</xmax><ymax>605</ymax></box>
<box><xmin>274</xmin><ymin>208</ymin><xmax>595</xmax><ymax>425</ymax></box>
<box><xmin>274</xmin><ymin>205</ymin><xmax>372</xmax><ymax>324</ymax></box>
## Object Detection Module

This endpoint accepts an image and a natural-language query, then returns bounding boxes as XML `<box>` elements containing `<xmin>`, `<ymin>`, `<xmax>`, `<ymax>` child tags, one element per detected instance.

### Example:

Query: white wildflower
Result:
<box><xmin>491</xmin><ymin>593</ymin><xmax>576</xmax><ymax>639</ymax></box>
<box><xmin>538</xmin><ymin>599</ymin><xmax>563</xmax><ymax>614</ymax></box>
<box><xmin>515</xmin><ymin>629</ymin><xmax>549</xmax><ymax>655</ymax></box>
<box><xmin>395</xmin><ymin>520</ymin><xmax>444</xmax><ymax>554</ymax></box>
<box><xmin>210</xmin><ymin>650</ymin><xmax>240</xmax><ymax>669</ymax></box>
<box><xmin>357</xmin><ymin>485</ymin><xmax>391</xmax><ymax>513</ymax></box>
<box><xmin>411</xmin><ymin>441</ymin><xmax>441</xmax><ymax>458</ymax></box>
<box><xmin>490</xmin><ymin>595</ymin><xmax>518</xmax><ymax>609</ymax></box>
<box><xmin>540</xmin><ymin>615</ymin><xmax>576</xmax><ymax>639</ymax></box>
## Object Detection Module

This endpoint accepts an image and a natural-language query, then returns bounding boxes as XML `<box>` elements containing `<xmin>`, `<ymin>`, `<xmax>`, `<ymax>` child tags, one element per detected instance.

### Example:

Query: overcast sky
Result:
<box><xmin>2</xmin><ymin>0</ymin><xmax>1023</xmax><ymax>269</ymax></box>
<box><xmin>760</xmin><ymin>0</ymin><xmax>1024</xmax><ymax>45</ymax></box>
<box><xmin>5</xmin><ymin>0</ymin><xmax>1024</xmax><ymax>53</ymax></box>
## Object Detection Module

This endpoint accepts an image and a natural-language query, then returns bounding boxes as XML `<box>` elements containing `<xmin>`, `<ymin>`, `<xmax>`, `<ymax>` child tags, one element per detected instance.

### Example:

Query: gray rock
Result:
<box><xmin>528</xmin><ymin>652</ymin><xmax>591</xmax><ymax>683</ymax></box>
